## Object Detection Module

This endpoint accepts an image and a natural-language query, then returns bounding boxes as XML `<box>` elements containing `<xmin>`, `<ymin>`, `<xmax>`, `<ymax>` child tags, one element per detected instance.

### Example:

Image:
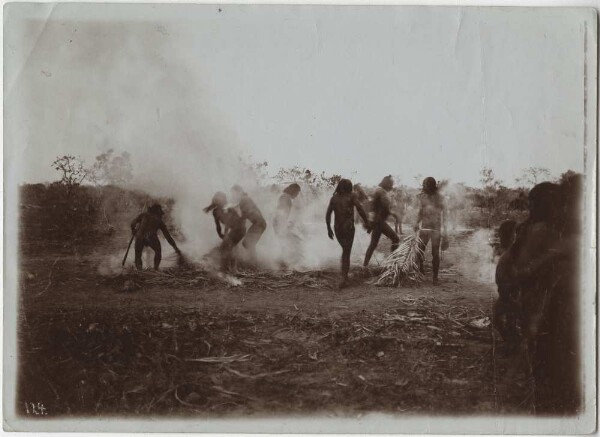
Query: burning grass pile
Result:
<box><xmin>102</xmin><ymin>264</ymin><xmax>214</xmax><ymax>292</ymax></box>
<box><xmin>376</xmin><ymin>234</ymin><xmax>425</xmax><ymax>287</ymax></box>
<box><xmin>236</xmin><ymin>269</ymin><xmax>336</xmax><ymax>291</ymax></box>
<box><xmin>104</xmin><ymin>262</ymin><xmax>337</xmax><ymax>293</ymax></box>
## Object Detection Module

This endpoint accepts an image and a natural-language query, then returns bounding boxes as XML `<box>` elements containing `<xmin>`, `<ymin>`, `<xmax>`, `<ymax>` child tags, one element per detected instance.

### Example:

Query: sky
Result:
<box><xmin>4</xmin><ymin>4</ymin><xmax>593</xmax><ymax>189</ymax></box>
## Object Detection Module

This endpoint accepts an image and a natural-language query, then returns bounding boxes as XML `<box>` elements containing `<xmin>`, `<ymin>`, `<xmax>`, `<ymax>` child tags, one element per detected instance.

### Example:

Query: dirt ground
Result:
<box><xmin>17</xmin><ymin>230</ymin><xmax>532</xmax><ymax>418</ymax></box>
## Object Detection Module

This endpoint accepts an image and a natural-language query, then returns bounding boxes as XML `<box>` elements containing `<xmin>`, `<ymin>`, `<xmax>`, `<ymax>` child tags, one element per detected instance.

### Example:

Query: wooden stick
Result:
<box><xmin>122</xmin><ymin>234</ymin><xmax>135</xmax><ymax>266</ymax></box>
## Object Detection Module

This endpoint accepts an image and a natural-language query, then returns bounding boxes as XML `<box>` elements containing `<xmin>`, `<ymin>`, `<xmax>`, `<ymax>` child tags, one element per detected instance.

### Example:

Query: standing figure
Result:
<box><xmin>504</xmin><ymin>177</ymin><xmax>582</xmax><ymax>414</ymax></box>
<box><xmin>231</xmin><ymin>185</ymin><xmax>267</xmax><ymax>263</ymax></box>
<box><xmin>446</xmin><ymin>192</ymin><xmax>461</xmax><ymax>231</ymax></box>
<box><xmin>353</xmin><ymin>183</ymin><xmax>371</xmax><ymax>224</ymax></box>
<box><xmin>130</xmin><ymin>204</ymin><xmax>181</xmax><ymax>270</ymax></box>
<box><xmin>363</xmin><ymin>175</ymin><xmax>400</xmax><ymax>267</ymax></box>
<box><xmin>326</xmin><ymin>179</ymin><xmax>370</xmax><ymax>288</ymax></box>
<box><xmin>494</xmin><ymin>182</ymin><xmax>573</xmax><ymax>412</ymax></box>
<box><xmin>493</xmin><ymin>221</ymin><xmax>523</xmax><ymax>349</ymax></box>
<box><xmin>203</xmin><ymin>192</ymin><xmax>246</xmax><ymax>271</ymax></box>
<box><xmin>273</xmin><ymin>183</ymin><xmax>302</xmax><ymax>268</ymax></box>
<box><xmin>273</xmin><ymin>183</ymin><xmax>301</xmax><ymax>236</ymax></box>
<box><xmin>390</xmin><ymin>187</ymin><xmax>407</xmax><ymax>234</ymax></box>
<box><xmin>543</xmin><ymin>174</ymin><xmax>582</xmax><ymax>414</ymax></box>
<box><xmin>494</xmin><ymin>220</ymin><xmax>518</xmax><ymax>258</ymax></box>
<box><xmin>414</xmin><ymin>177</ymin><xmax>447</xmax><ymax>285</ymax></box>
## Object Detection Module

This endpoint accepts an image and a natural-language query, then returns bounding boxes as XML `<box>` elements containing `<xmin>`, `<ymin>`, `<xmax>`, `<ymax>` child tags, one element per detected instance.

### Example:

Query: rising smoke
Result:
<box><xmin>57</xmin><ymin>21</ymin><xmax>350</xmax><ymax>271</ymax></box>
<box><xmin>20</xmin><ymin>18</ymin><xmax>493</xmax><ymax>274</ymax></box>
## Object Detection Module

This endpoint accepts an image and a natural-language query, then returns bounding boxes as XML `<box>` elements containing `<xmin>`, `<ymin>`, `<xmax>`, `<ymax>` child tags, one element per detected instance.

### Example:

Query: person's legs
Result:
<box><xmin>337</xmin><ymin>227</ymin><xmax>355</xmax><ymax>287</ymax></box>
<box><xmin>341</xmin><ymin>243</ymin><xmax>351</xmax><ymax>284</ymax></box>
<box><xmin>229</xmin><ymin>227</ymin><xmax>247</xmax><ymax>270</ymax></box>
<box><xmin>417</xmin><ymin>230</ymin><xmax>431</xmax><ymax>274</ymax></box>
<box><xmin>134</xmin><ymin>238</ymin><xmax>145</xmax><ymax>270</ymax></box>
<box><xmin>545</xmin><ymin>274</ymin><xmax>580</xmax><ymax>414</ymax></box>
<box><xmin>494</xmin><ymin>283</ymin><xmax>522</xmax><ymax>350</ymax></box>
<box><xmin>148</xmin><ymin>235</ymin><xmax>162</xmax><ymax>270</ymax></box>
<box><xmin>431</xmin><ymin>231</ymin><xmax>441</xmax><ymax>284</ymax></box>
<box><xmin>493</xmin><ymin>298</ymin><xmax>510</xmax><ymax>342</ymax></box>
<box><xmin>242</xmin><ymin>222</ymin><xmax>263</xmax><ymax>261</ymax></box>
<box><xmin>533</xmin><ymin>332</ymin><xmax>554</xmax><ymax>413</ymax></box>
<box><xmin>381</xmin><ymin>221</ymin><xmax>400</xmax><ymax>252</ymax></box>
<box><xmin>242</xmin><ymin>226</ymin><xmax>252</xmax><ymax>251</ymax></box>
<box><xmin>220</xmin><ymin>236</ymin><xmax>235</xmax><ymax>271</ymax></box>
<box><xmin>231</xmin><ymin>228</ymin><xmax>246</xmax><ymax>246</ymax></box>
<box><xmin>363</xmin><ymin>225</ymin><xmax>382</xmax><ymax>266</ymax></box>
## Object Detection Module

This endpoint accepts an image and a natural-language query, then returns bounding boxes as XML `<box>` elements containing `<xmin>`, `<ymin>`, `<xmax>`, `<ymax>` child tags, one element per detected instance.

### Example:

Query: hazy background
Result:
<box><xmin>5</xmin><ymin>4</ymin><xmax>587</xmax><ymax>190</ymax></box>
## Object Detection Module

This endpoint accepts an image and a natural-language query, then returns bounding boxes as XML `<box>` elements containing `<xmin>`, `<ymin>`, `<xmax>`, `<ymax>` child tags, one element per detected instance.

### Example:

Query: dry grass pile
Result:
<box><xmin>104</xmin><ymin>264</ymin><xmax>337</xmax><ymax>292</ymax></box>
<box><xmin>236</xmin><ymin>269</ymin><xmax>336</xmax><ymax>291</ymax></box>
<box><xmin>376</xmin><ymin>234</ymin><xmax>425</xmax><ymax>287</ymax></box>
<box><xmin>101</xmin><ymin>265</ymin><xmax>213</xmax><ymax>292</ymax></box>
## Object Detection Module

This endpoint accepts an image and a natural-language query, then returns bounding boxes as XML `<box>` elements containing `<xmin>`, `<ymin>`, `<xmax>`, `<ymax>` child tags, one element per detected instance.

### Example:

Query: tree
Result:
<box><xmin>274</xmin><ymin>166</ymin><xmax>340</xmax><ymax>189</ymax></box>
<box><xmin>317</xmin><ymin>171</ymin><xmax>342</xmax><ymax>188</ymax></box>
<box><xmin>51</xmin><ymin>155</ymin><xmax>90</xmax><ymax>195</ymax></box>
<box><xmin>237</xmin><ymin>155</ymin><xmax>271</xmax><ymax>186</ymax></box>
<box><xmin>515</xmin><ymin>167</ymin><xmax>551</xmax><ymax>187</ymax></box>
<box><xmin>480</xmin><ymin>167</ymin><xmax>502</xmax><ymax>190</ymax></box>
<box><xmin>274</xmin><ymin>166</ymin><xmax>307</xmax><ymax>185</ymax></box>
<box><xmin>477</xmin><ymin>167</ymin><xmax>504</xmax><ymax>227</ymax></box>
<box><xmin>558</xmin><ymin>169</ymin><xmax>578</xmax><ymax>185</ymax></box>
<box><xmin>90</xmin><ymin>149</ymin><xmax>133</xmax><ymax>186</ymax></box>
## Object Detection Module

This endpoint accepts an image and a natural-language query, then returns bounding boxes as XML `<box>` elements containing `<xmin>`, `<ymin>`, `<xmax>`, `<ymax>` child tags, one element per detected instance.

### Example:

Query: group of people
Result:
<box><xmin>326</xmin><ymin>175</ymin><xmax>448</xmax><ymax>287</ymax></box>
<box><xmin>128</xmin><ymin>172</ymin><xmax>583</xmax><ymax>413</ymax></box>
<box><xmin>129</xmin><ymin>176</ymin><xmax>449</xmax><ymax>288</ymax></box>
<box><xmin>203</xmin><ymin>185</ymin><xmax>263</xmax><ymax>269</ymax></box>
<box><xmin>202</xmin><ymin>183</ymin><xmax>302</xmax><ymax>270</ymax></box>
<box><xmin>494</xmin><ymin>173</ymin><xmax>582</xmax><ymax>414</ymax></box>
<box><xmin>130</xmin><ymin>183</ymin><xmax>302</xmax><ymax>271</ymax></box>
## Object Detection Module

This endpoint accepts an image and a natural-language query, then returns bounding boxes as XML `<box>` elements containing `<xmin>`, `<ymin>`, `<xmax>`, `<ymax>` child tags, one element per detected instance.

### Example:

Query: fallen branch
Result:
<box><xmin>225</xmin><ymin>368</ymin><xmax>291</xmax><ymax>379</ymax></box>
<box><xmin>174</xmin><ymin>387</ymin><xmax>203</xmax><ymax>410</ymax></box>
<box><xmin>36</xmin><ymin>257</ymin><xmax>60</xmax><ymax>297</ymax></box>
<box><xmin>184</xmin><ymin>354</ymin><xmax>251</xmax><ymax>364</ymax></box>
<box><xmin>212</xmin><ymin>385</ymin><xmax>260</xmax><ymax>402</ymax></box>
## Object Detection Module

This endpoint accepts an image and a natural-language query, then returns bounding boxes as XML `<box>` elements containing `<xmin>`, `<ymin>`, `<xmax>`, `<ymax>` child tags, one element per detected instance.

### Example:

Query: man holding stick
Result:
<box><xmin>129</xmin><ymin>204</ymin><xmax>181</xmax><ymax>270</ymax></box>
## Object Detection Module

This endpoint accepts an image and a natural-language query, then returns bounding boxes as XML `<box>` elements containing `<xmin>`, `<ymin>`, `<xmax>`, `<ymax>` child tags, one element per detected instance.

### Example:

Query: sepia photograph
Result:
<box><xmin>3</xmin><ymin>3</ymin><xmax>597</xmax><ymax>433</ymax></box>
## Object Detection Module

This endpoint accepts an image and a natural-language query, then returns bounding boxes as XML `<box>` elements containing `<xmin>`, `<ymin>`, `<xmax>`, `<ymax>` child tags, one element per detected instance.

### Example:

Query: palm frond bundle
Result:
<box><xmin>376</xmin><ymin>234</ymin><xmax>425</xmax><ymax>286</ymax></box>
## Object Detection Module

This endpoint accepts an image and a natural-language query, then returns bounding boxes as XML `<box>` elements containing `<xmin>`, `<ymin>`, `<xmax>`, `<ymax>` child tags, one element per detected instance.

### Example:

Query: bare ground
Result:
<box><xmin>16</xmin><ymin>231</ymin><xmax>531</xmax><ymax>418</ymax></box>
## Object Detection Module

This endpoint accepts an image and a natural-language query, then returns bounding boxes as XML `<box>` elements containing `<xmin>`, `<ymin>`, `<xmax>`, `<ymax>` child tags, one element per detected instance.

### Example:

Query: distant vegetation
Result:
<box><xmin>20</xmin><ymin>152</ymin><xmax>576</xmax><ymax>253</ymax></box>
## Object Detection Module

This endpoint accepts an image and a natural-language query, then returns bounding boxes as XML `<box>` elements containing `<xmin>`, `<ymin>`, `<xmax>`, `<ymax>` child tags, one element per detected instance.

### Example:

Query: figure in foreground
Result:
<box><xmin>495</xmin><ymin>176</ymin><xmax>582</xmax><ymax>414</ymax></box>
<box><xmin>363</xmin><ymin>175</ymin><xmax>400</xmax><ymax>267</ymax></box>
<box><xmin>414</xmin><ymin>177</ymin><xmax>447</xmax><ymax>285</ymax></box>
<box><xmin>231</xmin><ymin>185</ymin><xmax>267</xmax><ymax>263</ymax></box>
<box><xmin>130</xmin><ymin>204</ymin><xmax>181</xmax><ymax>270</ymax></box>
<box><xmin>204</xmin><ymin>192</ymin><xmax>246</xmax><ymax>271</ymax></box>
<box><xmin>326</xmin><ymin>179</ymin><xmax>370</xmax><ymax>288</ymax></box>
